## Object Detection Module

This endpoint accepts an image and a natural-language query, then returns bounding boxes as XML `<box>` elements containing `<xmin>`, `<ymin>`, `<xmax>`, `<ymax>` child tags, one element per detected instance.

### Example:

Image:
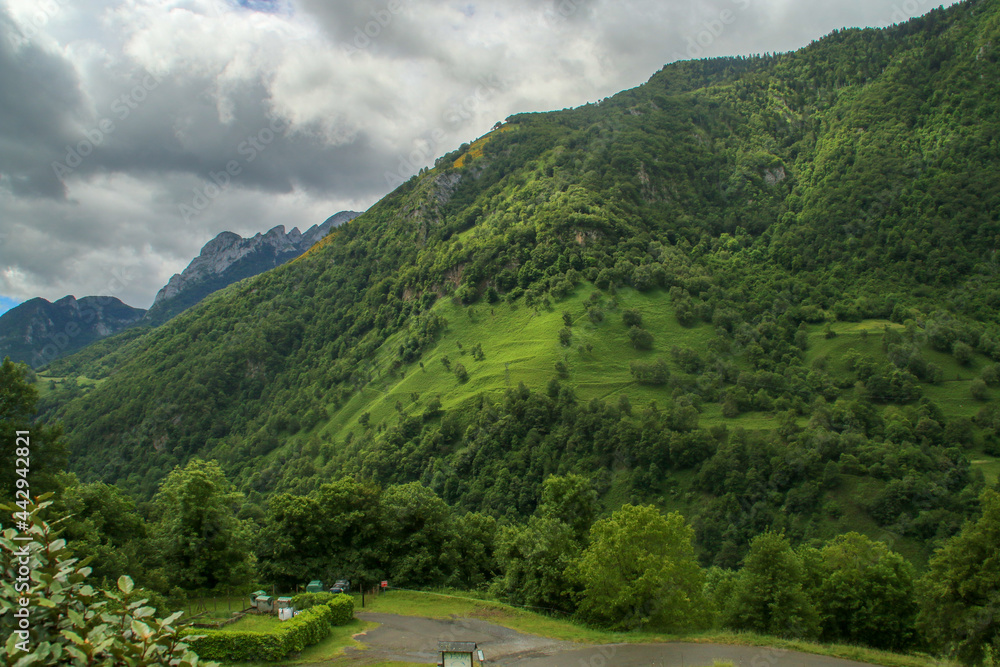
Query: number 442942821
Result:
<box><xmin>14</xmin><ymin>430</ymin><xmax>30</xmax><ymax>517</ymax></box>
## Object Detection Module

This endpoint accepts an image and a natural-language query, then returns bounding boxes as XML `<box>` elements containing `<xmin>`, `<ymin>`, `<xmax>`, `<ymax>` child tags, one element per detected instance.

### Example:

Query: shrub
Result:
<box><xmin>622</xmin><ymin>308</ymin><xmax>643</xmax><ymax>328</ymax></box>
<box><xmin>327</xmin><ymin>594</ymin><xmax>354</xmax><ymax>626</ymax></box>
<box><xmin>953</xmin><ymin>340</ymin><xmax>974</xmax><ymax>366</ymax></box>
<box><xmin>630</xmin><ymin>358</ymin><xmax>670</xmax><ymax>385</ymax></box>
<box><xmin>670</xmin><ymin>345</ymin><xmax>704</xmax><ymax>374</ymax></box>
<box><xmin>971</xmin><ymin>378</ymin><xmax>989</xmax><ymax>401</ymax></box>
<box><xmin>628</xmin><ymin>326</ymin><xmax>654</xmax><ymax>350</ymax></box>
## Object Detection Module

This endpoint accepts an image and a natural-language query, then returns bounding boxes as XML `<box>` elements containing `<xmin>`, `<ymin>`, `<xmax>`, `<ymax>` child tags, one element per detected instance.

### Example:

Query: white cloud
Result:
<box><xmin>0</xmin><ymin>0</ymin><xmax>961</xmax><ymax>307</ymax></box>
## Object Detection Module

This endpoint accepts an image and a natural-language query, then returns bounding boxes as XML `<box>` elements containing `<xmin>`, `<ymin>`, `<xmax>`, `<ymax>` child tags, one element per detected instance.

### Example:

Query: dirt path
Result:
<box><xmin>339</xmin><ymin>612</ymin><xmax>574</xmax><ymax>664</ymax></box>
<box><xmin>334</xmin><ymin>613</ymin><xmax>881</xmax><ymax>667</ymax></box>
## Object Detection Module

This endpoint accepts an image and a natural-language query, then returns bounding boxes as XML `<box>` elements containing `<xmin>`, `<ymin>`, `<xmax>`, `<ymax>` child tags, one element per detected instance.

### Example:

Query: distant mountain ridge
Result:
<box><xmin>144</xmin><ymin>211</ymin><xmax>360</xmax><ymax>324</ymax></box>
<box><xmin>0</xmin><ymin>211</ymin><xmax>360</xmax><ymax>366</ymax></box>
<box><xmin>0</xmin><ymin>295</ymin><xmax>145</xmax><ymax>368</ymax></box>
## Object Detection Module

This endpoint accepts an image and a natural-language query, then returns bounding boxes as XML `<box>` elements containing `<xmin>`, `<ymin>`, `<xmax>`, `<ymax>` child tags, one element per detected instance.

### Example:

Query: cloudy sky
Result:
<box><xmin>0</xmin><ymin>0</ymin><xmax>956</xmax><ymax>314</ymax></box>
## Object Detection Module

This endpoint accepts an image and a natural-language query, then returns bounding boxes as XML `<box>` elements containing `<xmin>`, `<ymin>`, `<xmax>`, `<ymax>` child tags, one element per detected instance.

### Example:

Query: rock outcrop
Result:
<box><xmin>144</xmin><ymin>211</ymin><xmax>359</xmax><ymax>324</ymax></box>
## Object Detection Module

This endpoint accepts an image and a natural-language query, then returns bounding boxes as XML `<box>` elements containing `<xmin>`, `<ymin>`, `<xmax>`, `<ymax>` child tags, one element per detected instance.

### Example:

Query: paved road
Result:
<box><xmin>337</xmin><ymin>613</ymin><xmax>880</xmax><ymax>667</ymax></box>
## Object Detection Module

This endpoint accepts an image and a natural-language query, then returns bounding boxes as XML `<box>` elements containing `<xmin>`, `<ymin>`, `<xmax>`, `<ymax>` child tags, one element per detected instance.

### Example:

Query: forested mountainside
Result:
<box><xmin>37</xmin><ymin>0</ymin><xmax>1000</xmax><ymax>575</ymax></box>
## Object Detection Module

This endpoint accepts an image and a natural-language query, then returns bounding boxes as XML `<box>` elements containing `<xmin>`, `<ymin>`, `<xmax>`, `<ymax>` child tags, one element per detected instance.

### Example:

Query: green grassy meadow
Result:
<box><xmin>319</xmin><ymin>286</ymin><xmax>723</xmax><ymax>447</ymax></box>
<box><xmin>281</xmin><ymin>286</ymin><xmax>999</xmax><ymax>505</ymax></box>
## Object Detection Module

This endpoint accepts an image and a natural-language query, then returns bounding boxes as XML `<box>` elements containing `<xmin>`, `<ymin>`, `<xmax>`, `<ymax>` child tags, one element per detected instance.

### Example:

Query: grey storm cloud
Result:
<box><xmin>0</xmin><ymin>8</ymin><xmax>83</xmax><ymax>199</ymax></box>
<box><xmin>0</xmin><ymin>0</ymin><xmax>957</xmax><ymax>309</ymax></box>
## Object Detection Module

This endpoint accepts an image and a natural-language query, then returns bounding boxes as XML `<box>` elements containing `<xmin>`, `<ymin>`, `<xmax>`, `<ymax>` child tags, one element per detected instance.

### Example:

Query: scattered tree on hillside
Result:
<box><xmin>628</xmin><ymin>327</ymin><xmax>654</xmax><ymax>350</ymax></box>
<box><xmin>622</xmin><ymin>308</ymin><xmax>643</xmax><ymax>328</ymax></box>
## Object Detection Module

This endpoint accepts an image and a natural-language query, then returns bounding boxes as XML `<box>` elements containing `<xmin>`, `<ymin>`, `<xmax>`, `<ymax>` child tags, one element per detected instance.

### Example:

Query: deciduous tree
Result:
<box><xmin>724</xmin><ymin>531</ymin><xmax>819</xmax><ymax>639</ymax></box>
<box><xmin>800</xmin><ymin>532</ymin><xmax>917</xmax><ymax>650</ymax></box>
<box><xmin>918</xmin><ymin>490</ymin><xmax>1000</xmax><ymax>665</ymax></box>
<box><xmin>568</xmin><ymin>504</ymin><xmax>707</xmax><ymax>631</ymax></box>
<box><xmin>151</xmin><ymin>459</ymin><xmax>255</xmax><ymax>591</ymax></box>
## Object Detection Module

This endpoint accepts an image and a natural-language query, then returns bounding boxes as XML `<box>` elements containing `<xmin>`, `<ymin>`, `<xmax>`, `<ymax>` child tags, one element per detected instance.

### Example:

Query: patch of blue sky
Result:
<box><xmin>0</xmin><ymin>296</ymin><xmax>22</xmax><ymax>317</ymax></box>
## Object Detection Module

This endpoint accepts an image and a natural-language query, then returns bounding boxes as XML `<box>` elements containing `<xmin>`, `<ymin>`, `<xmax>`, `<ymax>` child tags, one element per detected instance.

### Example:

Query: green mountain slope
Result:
<box><xmin>40</xmin><ymin>0</ymin><xmax>1000</xmax><ymax>565</ymax></box>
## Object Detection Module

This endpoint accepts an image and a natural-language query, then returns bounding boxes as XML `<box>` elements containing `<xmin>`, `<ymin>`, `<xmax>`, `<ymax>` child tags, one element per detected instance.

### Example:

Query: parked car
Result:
<box><xmin>329</xmin><ymin>579</ymin><xmax>351</xmax><ymax>594</ymax></box>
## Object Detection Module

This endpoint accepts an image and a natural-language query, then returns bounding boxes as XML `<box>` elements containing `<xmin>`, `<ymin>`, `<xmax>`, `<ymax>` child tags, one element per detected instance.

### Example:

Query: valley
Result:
<box><xmin>2</xmin><ymin>0</ymin><xmax>1000</xmax><ymax>664</ymax></box>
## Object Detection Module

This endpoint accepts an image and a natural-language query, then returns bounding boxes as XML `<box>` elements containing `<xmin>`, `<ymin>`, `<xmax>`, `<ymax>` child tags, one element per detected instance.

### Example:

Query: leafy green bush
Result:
<box><xmin>622</xmin><ymin>308</ymin><xmax>643</xmax><ymax>328</ymax></box>
<box><xmin>627</xmin><ymin>326</ymin><xmax>654</xmax><ymax>350</ymax></box>
<box><xmin>629</xmin><ymin>358</ymin><xmax>670</xmax><ymax>385</ymax></box>
<box><xmin>185</xmin><ymin>630</ymin><xmax>281</xmax><ymax>662</ymax></box>
<box><xmin>327</xmin><ymin>594</ymin><xmax>354</xmax><ymax>626</ymax></box>
<box><xmin>185</xmin><ymin>604</ymin><xmax>333</xmax><ymax>662</ymax></box>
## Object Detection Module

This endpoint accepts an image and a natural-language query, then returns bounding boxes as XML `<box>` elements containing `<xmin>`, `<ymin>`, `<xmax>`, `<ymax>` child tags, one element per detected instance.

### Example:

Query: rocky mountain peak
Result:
<box><xmin>145</xmin><ymin>211</ymin><xmax>360</xmax><ymax>321</ymax></box>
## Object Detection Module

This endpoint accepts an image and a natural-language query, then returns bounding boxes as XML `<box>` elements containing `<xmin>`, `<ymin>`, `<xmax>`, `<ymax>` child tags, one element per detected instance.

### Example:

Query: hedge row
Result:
<box><xmin>185</xmin><ymin>594</ymin><xmax>356</xmax><ymax>662</ymax></box>
<box><xmin>185</xmin><ymin>604</ymin><xmax>333</xmax><ymax>662</ymax></box>
<box><xmin>290</xmin><ymin>591</ymin><xmax>335</xmax><ymax>609</ymax></box>
<box><xmin>291</xmin><ymin>592</ymin><xmax>354</xmax><ymax>625</ymax></box>
<box><xmin>327</xmin><ymin>594</ymin><xmax>354</xmax><ymax>626</ymax></box>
